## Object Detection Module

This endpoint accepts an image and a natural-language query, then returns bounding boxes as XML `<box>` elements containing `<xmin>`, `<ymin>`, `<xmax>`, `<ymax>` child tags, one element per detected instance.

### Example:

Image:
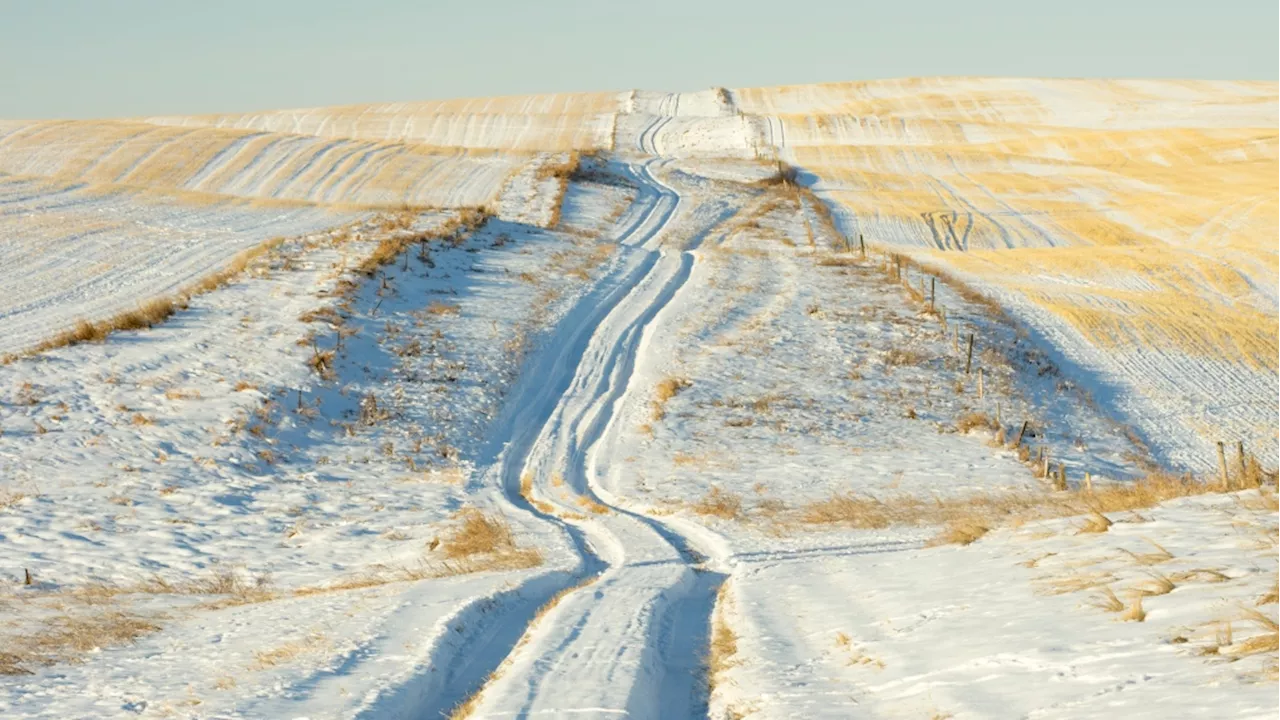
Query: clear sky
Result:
<box><xmin>1</xmin><ymin>0</ymin><xmax>1276</xmax><ymax>119</ymax></box>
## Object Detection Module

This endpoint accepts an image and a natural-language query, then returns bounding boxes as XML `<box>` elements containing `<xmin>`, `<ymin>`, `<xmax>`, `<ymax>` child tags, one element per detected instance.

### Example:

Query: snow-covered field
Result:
<box><xmin>0</xmin><ymin>80</ymin><xmax>1276</xmax><ymax>719</ymax></box>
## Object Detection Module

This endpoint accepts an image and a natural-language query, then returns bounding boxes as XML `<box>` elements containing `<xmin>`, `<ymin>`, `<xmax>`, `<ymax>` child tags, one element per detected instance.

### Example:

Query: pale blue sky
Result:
<box><xmin>1</xmin><ymin>0</ymin><xmax>1276</xmax><ymax>119</ymax></box>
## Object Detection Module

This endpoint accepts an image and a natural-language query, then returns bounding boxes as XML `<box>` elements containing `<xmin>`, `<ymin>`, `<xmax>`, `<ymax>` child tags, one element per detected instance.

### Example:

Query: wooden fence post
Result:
<box><xmin>1217</xmin><ymin>441</ymin><xmax>1230</xmax><ymax>489</ymax></box>
<box><xmin>929</xmin><ymin>277</ymin><xmax>936</xmax><ymax>312</ymax></box>
<box><xmin>1237</xmin><ymin>441</ymin><xmax>1249</xmax><ymax>486</ymax></box>
<box><xmin>1014</xmin><ymin>420</ymin><xmax>1029</xmax><ymax>448</ymax></box>
<box><xmin>1055</xmin><ymin>463</ymin><xmax>1067</xmax><ymax>491</ymax></box>
<box><xmin>859</xmin><ymin>233</ymin><xmax>866</xmax><ymax>259</ymax></box>
<box><xmin>977</xmin><ymin>368</ymin><xmax>984</xmax><ymax>399</ymax></box>
<box><xmin>964</xmin><ymin>333</ymin><xmax>975</xmax><ymax>375</ymax></box>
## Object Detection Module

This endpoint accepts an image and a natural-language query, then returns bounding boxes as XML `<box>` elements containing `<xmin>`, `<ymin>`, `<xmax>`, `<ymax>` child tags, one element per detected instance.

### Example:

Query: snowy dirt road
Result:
<box><xmin>443</xmin><ymin>159</ymin><xmax>732</xmax><ymax>718</ymax></box>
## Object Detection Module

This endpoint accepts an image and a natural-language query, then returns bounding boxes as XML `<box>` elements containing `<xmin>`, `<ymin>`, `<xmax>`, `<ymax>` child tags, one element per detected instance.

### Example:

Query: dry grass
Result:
<box><xmin>1119</xmin><ymin>539</ymin><xmax>1173</xmax><ymax>566</ymax></box>
<box><xmin>791</xmin><ymin>470</ymin><xmax>1275</xmax><ymax>546</ymax></box>
<box><xmin>1089</xmin><ymin>585</ymin><xmax>1126</xmax><ymax>613</ymax></box>
<box><xmin>954</xmin><ymin>412</ymin><xmax>997</xmax><ymax>434</ymax></box>
<box><xmin>444</xmin><ymin>509</ymin><xmax>530</xmax><ymax>561</ymax></box>
<box><xmin>1221</xmin><ymin>608</ymin><xmax>1279</xmax><ymax>658</ymax></box>
<box><xmin>692</xmin><ymin>486</ymin><xmax>744</xmax><ymax>520</ymax></box>
<box><xmin>1078</xmin><ymin>510</ymin><xmax>1113</xmax><ymax>534</ymax></box>
<box><xmin>518</xmin><ymin>472</ymin><xmax>557</xmax><ymax>515</ymax></box>
<box><xmin>755</xmin><ymin>161</ymin><xmax>800</xmax><ymax>188</ymax></box>
<box><xmin>252</xmin><ymin>632</ymin><xmax>329</xmax><ymax>669</ymax></box>
<box><xmin>1170</xmin><ymin>568</ymin><xmax>1231</xmax><ymax>584</ymax></box>
<box><xmin>426</xmin><ymin>301</ymin><xmax>461</xmax><ymax>316</ymax></box>
<box><xmin>708</xmin><ymin>582</ymin><xmax>739</xmax><ymax>680</ymax></box>
<box><xmin>816</xmin><ymin>254</ymin><xmax>863</xmax><ymax>267</ymax></box>
<box><xmin>650</xmin><ymin>376</ymin><xmax>692</xmax><ymax>421</ymax></box>
<box><xmin>884</xmin><ymin>346</ymin><xmax>927</xmax><ymax>367</ymax></box>
<box><xmin>1119</xmin><ymin>593</ymin><xmax>1147</xmax><ymax>622</ymax></box>
<box><xmin>2</xmin><ymin>611</ymin><xmax>162</xmax><ymax>674</ymax></box>
<box><xmin>1258</xmin><ymin>578</ymin><xmax>1279</xmax><ymax>605</ymax></box>
<box><xmin>537</xmin><ymin>153</ymin><xmax>581</xmax><ymax>229</ymax></box>
<box><xmin>354</xmin><ymin>207</ymin><xmax>489</xmax><ymax>277</ymax></box>
<box><xmin>928</xmin><ymin>517</ymin><xmax>990</xmax><ymax>546</ymax></box>
<box><xmin>575</xmin><ymin>496</ymin><xmax>611</xmax><ymax>515</ymax></box>
<box><xmin>296</xmin><ymin>510</ymin><xmax>541</xmax><ymax>597</ymax></box>
<box><xmin>1134</xmin><ymin>571</ymin><xmax>1175</xmax><ymax>597</ymax></box>
<box><xmin>1</xmin><ymin>489</ymin><xmax>28</xmax><ymax>510</ymax></box>
<box><xmin>14</xmin><ymin>236</ymin><xmax>295</xmax><ymax>360</ymax></box>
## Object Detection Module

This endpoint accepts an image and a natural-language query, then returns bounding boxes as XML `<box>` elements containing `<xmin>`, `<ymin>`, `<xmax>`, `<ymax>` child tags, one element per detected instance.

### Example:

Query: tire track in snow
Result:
<box><xmin>348</xmin><ymin>160</ymin><xmax>688</xmax><ymax>720</ymax></box>
<box><xmin>453</xmin><ymin>161</ymin><xmax>733</xmax><ymax>719</ymax></box>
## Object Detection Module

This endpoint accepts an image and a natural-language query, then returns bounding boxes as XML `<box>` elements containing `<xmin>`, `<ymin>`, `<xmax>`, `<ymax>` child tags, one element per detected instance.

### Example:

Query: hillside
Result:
<box><xmin>0</xmin><ymin>78</ymin><xmax>1275</xmax><ymax>719</ymax></box>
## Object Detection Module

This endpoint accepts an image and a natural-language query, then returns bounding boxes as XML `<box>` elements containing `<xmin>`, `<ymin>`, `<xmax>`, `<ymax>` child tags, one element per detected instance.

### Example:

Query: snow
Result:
<box><xmin>0</xmin><ymin>173</ymin><xmax>352</xmax><ymax>357</ymax></box>
<box><xmin>0</xmin><ymin>78</ymin><xmax>1275</xmax><ymax>719</ymax></box>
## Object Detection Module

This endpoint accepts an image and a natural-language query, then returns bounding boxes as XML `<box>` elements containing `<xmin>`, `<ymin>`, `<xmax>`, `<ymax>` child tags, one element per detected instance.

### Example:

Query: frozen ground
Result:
<box><xmin>0</xmin><ymin>82</ymin><xmax>1276</xmax><ymax>719</ymax></box>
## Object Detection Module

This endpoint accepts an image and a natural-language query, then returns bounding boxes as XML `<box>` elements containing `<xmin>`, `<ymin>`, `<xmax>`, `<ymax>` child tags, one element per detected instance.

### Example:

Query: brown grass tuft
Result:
<box><xmin>651</xmin><ymin>376</ymin><xmax>692</xmax><ymax>421</ymax></box>
<box><xmin>929</xmin><ymin>517</ymin><xmax>990</xmax><ymax>546</ymax></box>
<box><xmin>1089</xmin><ymin>586</ymin><xmax>1126</xmax><ymax>613</ymax></box>
<box><xmin>1222</xmin><ymin>608</ymin><xmax>1279</xmax><ymax>658</ymax></box>
<box><xmin>426</xmin><ymin>301</ymin><xmax>461</xmax><ymax>316</ymax></box>
<box><xmin>692</xmin><ymin>486</ymin><xmax>744</xmax><ymax>520</ymax></box>
<box><xmin>955</xmin><ymin>412</ymin><xmax>997</xmax><ymax>434</ymax></box>
<box><xmin>1134</xmin><ymin>571</ymin><xmax>1176</xmax><ymax>597</ymax></box>
<box><xmin>1258</xmin><ymin>578</ymin><xmax>1279</xmax><ymax>605</ymax></box>
<box><xmin>444</xmin><ymin>509</ymin><xmax>523</xmax><ymax>560</ymax></box>
<box><xmin>1119</xmin><ymin>593</ymin><xmax>1147</xmax><ymax>622</ymax></box>
<box><xmin>1078</xmin><ymin>510</ymin><xmax>1113</xmax><ymax>534</ymax></box>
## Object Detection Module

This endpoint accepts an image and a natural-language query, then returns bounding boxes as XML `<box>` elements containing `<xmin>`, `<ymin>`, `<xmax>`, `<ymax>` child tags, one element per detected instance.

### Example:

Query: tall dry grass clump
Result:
<box><xmin>441</xmin><ymin>508</ymin><xmax>542</xmax><ymax>572</ymax></box>
<box><xmin>650</xmin><ymin>376</ymin><xmax>692</xmax><ymax>422</ymax></box>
